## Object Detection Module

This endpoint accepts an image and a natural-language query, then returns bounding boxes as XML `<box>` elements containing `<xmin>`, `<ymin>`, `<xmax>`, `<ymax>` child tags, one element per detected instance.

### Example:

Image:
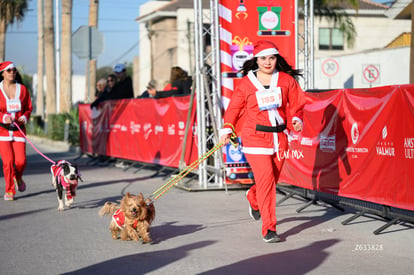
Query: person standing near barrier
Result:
<box><xmin>219</xmin><ymin>40</ymin><xmax>306</xmax><ymax>242</ymax></box>
<box><xmin>0</xmin><ymin>61</ymin><xmax>33</xmax><ymax>201</ymax></box>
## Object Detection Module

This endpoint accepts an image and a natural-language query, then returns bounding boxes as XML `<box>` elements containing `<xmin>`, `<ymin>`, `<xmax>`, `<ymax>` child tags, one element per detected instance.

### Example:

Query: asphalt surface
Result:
<box><xmin>0</xmin><ymin>137</ymin><xmax>413</xmax><ymax>275</ymax></box>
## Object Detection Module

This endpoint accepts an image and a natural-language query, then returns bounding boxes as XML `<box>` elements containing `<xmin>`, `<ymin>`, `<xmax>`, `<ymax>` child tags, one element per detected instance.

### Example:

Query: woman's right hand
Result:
<box><xmin>219</xmin><ymin>133</ymin><xmax>231</xmax><ymax>145</ymax></box>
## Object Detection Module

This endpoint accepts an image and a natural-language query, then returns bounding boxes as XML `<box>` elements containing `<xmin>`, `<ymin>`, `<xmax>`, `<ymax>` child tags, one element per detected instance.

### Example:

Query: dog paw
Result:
<box><xmin>58</xmin><ymin>207</ymin><xmax>65</xmax><ymax>211</ymax></box>
<box><xmin>142</xmin><ymin>237</ymin><xmax>152</xmax><ymax>244</ymax></box>
<box><xmin>65</xmin><ymin>199</ymin><xmax>73</xmax><ymax>207</ymax></box>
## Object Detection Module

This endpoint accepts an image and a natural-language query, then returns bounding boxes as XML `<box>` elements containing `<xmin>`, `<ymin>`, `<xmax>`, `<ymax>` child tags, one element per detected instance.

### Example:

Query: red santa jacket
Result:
<box><xmin>222</xmin><ymin>70</ymin><xmax>306</xmax><ymax>154</ymax></box>
<box><xmin>0</xmin><ymin>81</ymin><xmax>33</xmax><ymax>142</ymax></box>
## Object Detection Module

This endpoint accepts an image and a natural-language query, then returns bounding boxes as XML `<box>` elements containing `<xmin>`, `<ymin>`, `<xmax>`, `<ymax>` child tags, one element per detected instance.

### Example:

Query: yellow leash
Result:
<box><xmin>149</xmin><ymin>124</ymin><xmax>237</xmax><ymax>202</ymax></box>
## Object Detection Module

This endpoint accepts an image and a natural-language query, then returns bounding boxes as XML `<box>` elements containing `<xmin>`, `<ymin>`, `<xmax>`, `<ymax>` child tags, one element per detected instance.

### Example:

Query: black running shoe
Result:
<box><xmin>246</xmin><ymin>190</ymin><xmax>261</xmax><ymax>220</ymax></box>
<box><xmin>263</xmin><ymin>230</ymin><xmax>281</xmax><ymax>243</ymax></box>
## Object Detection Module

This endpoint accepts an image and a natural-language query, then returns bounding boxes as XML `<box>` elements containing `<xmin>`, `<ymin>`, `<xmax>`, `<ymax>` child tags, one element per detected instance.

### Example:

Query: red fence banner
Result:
<box><xmin>78</xmin><ymin>96</ymin><xmax>198</xmax><ymax>168</ymax></box>
<box><xmin>279</xmin><ymin>85</ymin><xmax>414</xmax><ymax>211</ymax></box>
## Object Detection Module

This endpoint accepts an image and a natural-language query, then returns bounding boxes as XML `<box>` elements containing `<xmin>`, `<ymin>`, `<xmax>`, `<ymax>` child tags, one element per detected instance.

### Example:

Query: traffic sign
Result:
<box><xmin>322</xmin><ymin>58</ymin><xmax>339</xmax><ymax>78</ymax></box>
<box><xmin>72</xmin><ymin>26</ymin><xmax>104</xmax><ymax>60</ymax></box>
<box><xmin>363</xmin><ymin>64</ymin><xmax>380</xmax><ymax>83</ymax></box>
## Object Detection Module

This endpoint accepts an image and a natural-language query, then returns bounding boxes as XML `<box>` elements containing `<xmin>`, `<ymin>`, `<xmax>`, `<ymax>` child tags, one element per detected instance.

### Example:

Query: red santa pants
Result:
<box><xmin>245</xmin><ymin>134</ymin><xmax>287</xmax><ymax>237</ymax></box>
<box><xmin>0</xmin><ymin>140</ymin><xmax>27</xmax><ymax>195</ymax></box>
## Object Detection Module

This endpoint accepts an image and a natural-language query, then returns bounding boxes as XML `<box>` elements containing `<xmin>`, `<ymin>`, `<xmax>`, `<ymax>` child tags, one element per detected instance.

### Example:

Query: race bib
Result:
<box><xmin>7</xmin><ymin>99</ymin><xmax>21</xmax><ymax>113</ymax></box>
<box><xmin>256</xmin><ymin>87</ymin><xmax>282</xmax><ymax>110</ymax></box>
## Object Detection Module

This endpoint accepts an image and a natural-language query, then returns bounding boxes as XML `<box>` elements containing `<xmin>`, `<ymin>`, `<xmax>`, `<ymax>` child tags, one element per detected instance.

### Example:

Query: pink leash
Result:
<box><xmin>13</xmin><ymin>122</ymin><xmax>56</xmax><ymax>165</ymax></box>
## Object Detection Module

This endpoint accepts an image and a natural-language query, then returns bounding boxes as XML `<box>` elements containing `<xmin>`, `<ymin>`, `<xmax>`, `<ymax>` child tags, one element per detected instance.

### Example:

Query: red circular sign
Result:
<box><xmin>363</xmin><ymin>65</ymin><xmax>380</xmax><ymax>83</ymax></box>
<box><xmin>322</xmin><ymin>58</ymin><xmax>339</xmax><ymax>77</ymax></box>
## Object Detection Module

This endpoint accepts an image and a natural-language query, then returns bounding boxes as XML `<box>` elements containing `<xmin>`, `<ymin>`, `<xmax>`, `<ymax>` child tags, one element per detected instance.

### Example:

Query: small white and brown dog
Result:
<box><xmin>50</xmin><ymin>160</ymin><xmax>82</xmax><ymax>211</ymax></box>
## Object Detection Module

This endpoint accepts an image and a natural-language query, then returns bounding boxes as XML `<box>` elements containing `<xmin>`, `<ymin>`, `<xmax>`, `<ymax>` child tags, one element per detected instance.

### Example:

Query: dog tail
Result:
<box><xmin>98</xmin><ymin>202</ymin><xmax>119</xmax><ymax>217</ymax></box>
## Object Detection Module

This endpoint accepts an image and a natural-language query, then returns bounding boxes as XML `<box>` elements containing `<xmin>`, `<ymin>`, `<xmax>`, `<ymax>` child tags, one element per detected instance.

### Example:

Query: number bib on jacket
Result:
<box><xmin>7</xmin><ymin>99</ymin><xmax>21</xmax><ymax>113</ymax></box>
<box><xmin>255</xmin><ymin>87</ymin><xmax>282</xmax><ymax>110</ymax></box>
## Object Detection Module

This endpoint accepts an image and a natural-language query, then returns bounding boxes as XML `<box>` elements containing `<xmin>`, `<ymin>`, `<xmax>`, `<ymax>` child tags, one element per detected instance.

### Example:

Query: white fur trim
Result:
<box><xmin>20</xmin><ymin>115</ymin><xmax>27</xmax><ymax>124</ymax></box>
<box><xmin>292</xmin><ymin>116</ymin><xmax>303</xmax><ymax>125</ymax></box>
<box><xmin>219</xmin><ymin>128</ymin><xmax>232</xmax><ymax>138</ymax></box>
<box><xmin>254</xmin><ymin>48</ymin><xmax>279</xmax><ymax>57</ymax></box>
<box><xmin>242</xmin><ymin>146</ymin><xmax>275</xmax><ymax>155</ymax></box>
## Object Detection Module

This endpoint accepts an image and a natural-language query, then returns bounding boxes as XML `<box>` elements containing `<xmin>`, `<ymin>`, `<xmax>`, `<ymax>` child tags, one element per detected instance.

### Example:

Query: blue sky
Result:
<box><xmin>5</xmin><ymin>0</ymin><xmax>394</xmax><ymax>76</ymax></box>
<box><xmin>5</xmin><ymin>0</ymin><xmax>148</xmax><ymax>75</ymax></box>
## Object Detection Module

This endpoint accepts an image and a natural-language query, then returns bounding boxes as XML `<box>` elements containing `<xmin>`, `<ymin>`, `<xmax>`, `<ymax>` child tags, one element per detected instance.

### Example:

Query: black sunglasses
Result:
<box><xmin>5</xmin><ymin>68</ymin><xmax>17</xmax><ymax>73</ymax></box>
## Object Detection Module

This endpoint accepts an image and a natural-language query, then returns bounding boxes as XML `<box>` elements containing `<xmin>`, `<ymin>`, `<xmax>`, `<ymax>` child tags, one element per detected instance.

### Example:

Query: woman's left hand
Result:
<box><xmin>292</xmin><ymin>120</ymin><xmax>303</xmax><ymax>132</ymax></box>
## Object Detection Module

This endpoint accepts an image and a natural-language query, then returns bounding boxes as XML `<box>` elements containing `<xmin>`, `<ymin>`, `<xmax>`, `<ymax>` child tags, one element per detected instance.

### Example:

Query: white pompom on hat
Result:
<box><xmin>0</xmin><ymin>61</ymin><xmax>15</xmax><ymax>72</ymax></box>
<box><xmin>253</xmin><ymin>40</ymin><xmax>279</xmax><ymax>57</ymax></box>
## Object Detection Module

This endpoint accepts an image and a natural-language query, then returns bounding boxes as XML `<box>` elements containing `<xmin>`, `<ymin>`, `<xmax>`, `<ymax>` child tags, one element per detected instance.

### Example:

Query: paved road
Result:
<box><xmin>0</xmin><ymin>138</ymin><xmax>413</xmax><ymax>275</ymax></box>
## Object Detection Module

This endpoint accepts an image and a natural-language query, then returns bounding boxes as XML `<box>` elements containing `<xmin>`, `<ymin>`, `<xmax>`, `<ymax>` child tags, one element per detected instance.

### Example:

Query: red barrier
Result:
<box><xmin>78</xmin><ymin>95</ymin><xmax>198</xmax><ymax>168</ymax></box>
<box><xmin>279</xmin><ymin>85</ymin><xmax>414</xmax><ymax>211</ymax></box>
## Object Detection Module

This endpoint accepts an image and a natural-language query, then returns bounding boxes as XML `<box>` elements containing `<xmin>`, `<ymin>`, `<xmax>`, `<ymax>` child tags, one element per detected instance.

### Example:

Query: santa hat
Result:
<box><xmin>0</xmin><ymin>61</ymin><xmax>15</xmax><ymax>72</ymax></box>
<box><xmin>253</xmin><ymin>40</ymin><xmax>279</xmax><ymax>57</ymax></box>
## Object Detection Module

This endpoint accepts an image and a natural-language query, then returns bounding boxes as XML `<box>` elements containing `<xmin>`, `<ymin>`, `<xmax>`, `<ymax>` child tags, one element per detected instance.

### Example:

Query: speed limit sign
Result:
<box><xmin>322</xmin><ymin>58</ymin><xmax>339</xmax><ymax>78</ymax></box>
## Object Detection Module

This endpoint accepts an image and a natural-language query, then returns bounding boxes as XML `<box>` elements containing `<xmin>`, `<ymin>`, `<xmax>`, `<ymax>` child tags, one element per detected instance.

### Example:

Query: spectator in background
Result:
<box><xmin>90</xmin><ymin>64</ymin><xmax>133</xmax><ymax>108</ymax></box>
<box><xmin>138</xmin><ymin>80</ymin><xmax>157</xmax><ymax>98</ymax></box>
<box><xmin>95</xmin><ymin>78</ymin><xmax>107</xmax><ymax>99</ymax></box>
<box><xmin>111</xmin><ymin>63</ymin><xmax>134</xmax><ymax>99</ymax></box>
<box><xmin>147</xmin><ymin>66</ymin><xmax>192</xmax><ymax>98</ymax></box>
<box><xmin>106</xmin><ymin>74</ymin><xmax>117</xmax><ymax>93</ymax></box>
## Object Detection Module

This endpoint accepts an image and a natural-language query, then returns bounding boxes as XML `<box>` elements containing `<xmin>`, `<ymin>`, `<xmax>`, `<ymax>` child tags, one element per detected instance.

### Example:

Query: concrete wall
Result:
<box><xmin>313</xmin><ymin>46</ymin><xmax>409</xmax><ymax>90</ymax></box>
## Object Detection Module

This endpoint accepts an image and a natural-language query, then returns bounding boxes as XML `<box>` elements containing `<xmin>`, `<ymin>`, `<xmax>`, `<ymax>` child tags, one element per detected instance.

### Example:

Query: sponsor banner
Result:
<box><xmin>279</xmin><ymin>85</ymin><xmax>414</xmax><ymax>211</ymax></box>
<box><xmin>78</xmin><ymin>96</ymin><xmax>198</xmax><ymax>168</ymax></box>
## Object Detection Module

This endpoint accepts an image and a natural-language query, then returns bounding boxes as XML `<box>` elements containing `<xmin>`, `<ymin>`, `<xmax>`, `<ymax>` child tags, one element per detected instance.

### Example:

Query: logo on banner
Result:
<box><xmin>404</xmin><ymin>138</ymin><xmax>414</xmax><ymax>159</ymax></box>
<box><xmin>168</xmin><ymin>124</ymin><xmax>175</xmax><ymax>135</ymax></box>
<box><xmin>257</xmin><ymin>5</ymin><xmax>290</xmax><ymax>36</ymax></box>
<box><xmin>130</xmin><ymin>122</ymin><xmax>141</xmax><ymax>135</ymax></box>
<box><xmin>143</xmin><ymin>123</ymin><xmax>152</xmax><ymax>139</ymax></box>
<box><xmin>351</xmin><ymin>123</ymin><xmax>359</xmax><ymax>145</ymax></box>
<box><xmin>376</xmin><ymin>126</ymin><xmax>395</xmax><ymax>157</ymax></box>
<box><xmin>346</xmin><ymin>122</ymin><xmax>368</xmax><ymax>157</ymax></box>
<box><xmin>320</xmin><ymin>135</ymin><xmax>336</xmax><ymax>152</ymax></box>
<box><xmin>154</xmin><ymin>125</ymin><xmax>164</xmax><ymax>135</ymax></box>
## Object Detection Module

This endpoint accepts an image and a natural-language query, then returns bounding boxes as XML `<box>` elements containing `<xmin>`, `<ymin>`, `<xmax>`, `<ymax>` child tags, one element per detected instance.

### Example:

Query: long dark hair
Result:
<box><xmin>0</xmin><ymin>70</ymin><xmax>24</xmax><ymax>84</ymax></box>
<box><xmin>241</xmin><ymin>54</ymin><xmax>302</xmax><ymax>81</ymax></box>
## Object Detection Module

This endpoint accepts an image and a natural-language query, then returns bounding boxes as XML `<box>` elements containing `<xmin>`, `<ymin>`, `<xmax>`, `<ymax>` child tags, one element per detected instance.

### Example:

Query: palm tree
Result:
<box><xmin>60</xmin><ymin>0</ymin><xmax>73</xmax><ymax>113</ymax></box>
<box><xmin>44</xmin><ymin>0</ymin><xmax>56</xmax><ymax>114</ymax></box>
<box><xmin>0</xmin><ymin>0</ymin><xmax>28</xmax><ymax>61</ymax></box>
<box><xmin>313</xmin><ymin>0</ymin><xmax>359</xmax><ymax>47</ymax></box>
<box><xmin>86</xmin><ymin>0</ymin><xmax>98</xmax><ymax>102</ymax></box>
<box><xmin>36</xmin><ymin>0</ymin><xmax>45</xmax><ymax>117</ymax></box>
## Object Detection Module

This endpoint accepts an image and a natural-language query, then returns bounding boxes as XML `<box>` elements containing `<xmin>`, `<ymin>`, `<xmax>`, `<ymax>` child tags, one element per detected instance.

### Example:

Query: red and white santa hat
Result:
<box><xmin>253</xmin><ymin>40</ymin><xmax>279</xmax><ymax>57</ymax></box>
<box><xmin>0</xmin><ymin>61</ymin><xmax>15</xmax><ymax>72</ymax></box>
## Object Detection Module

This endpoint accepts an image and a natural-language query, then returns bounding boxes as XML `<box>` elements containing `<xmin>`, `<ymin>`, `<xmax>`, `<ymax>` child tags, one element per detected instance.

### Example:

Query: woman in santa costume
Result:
<box><xmin>219</xmin><ymin>40</ymin><xmax>306</xmax><ymax>242</ymax></box>
<box><xmin>0</xmin><ymin>61</ymin><xmax>33</xmax><ymax>201</ymax></box>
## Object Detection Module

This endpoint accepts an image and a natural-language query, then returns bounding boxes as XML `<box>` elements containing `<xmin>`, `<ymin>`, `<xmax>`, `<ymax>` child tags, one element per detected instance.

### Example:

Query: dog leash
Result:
<box><xmin>13</xmin><ymin>122</ymin><xmax>56</xmax><ymax>165</ymax></box>
<box><xmin>148</xmin><ymin>124</ymin><xmax>238</xmax><ymax>202</ymax></box>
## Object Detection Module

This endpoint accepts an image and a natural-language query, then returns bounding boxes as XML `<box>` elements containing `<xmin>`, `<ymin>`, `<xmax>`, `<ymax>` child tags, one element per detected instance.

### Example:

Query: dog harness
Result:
<box><xmin>112</xmin><ymin>209</ymin><xmax>138</xmax><ymax>229</ymax></box>
<box><xmin>51</xmin><ymin>160</ymin><xmax>79</xmax><ymax>199</ymax></box>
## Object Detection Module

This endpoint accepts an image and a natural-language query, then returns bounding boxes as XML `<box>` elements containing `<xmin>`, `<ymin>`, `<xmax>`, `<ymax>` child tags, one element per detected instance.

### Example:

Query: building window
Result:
<box><xmin>319</xmin><ymin>28</ymin><xmax>344</xmax><ymax>50</ymax></box>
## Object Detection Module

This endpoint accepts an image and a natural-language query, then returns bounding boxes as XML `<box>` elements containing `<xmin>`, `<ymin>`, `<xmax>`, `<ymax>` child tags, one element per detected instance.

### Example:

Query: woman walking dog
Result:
<box><xmin>219</xmin><ymin>40</ymin><xmax>306</xmax><ymax>242</ymax></box>
<box><xmin>0</xmin><ymin>61</ymin><xmax>33</xmax><ymax>201</ymax></box>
